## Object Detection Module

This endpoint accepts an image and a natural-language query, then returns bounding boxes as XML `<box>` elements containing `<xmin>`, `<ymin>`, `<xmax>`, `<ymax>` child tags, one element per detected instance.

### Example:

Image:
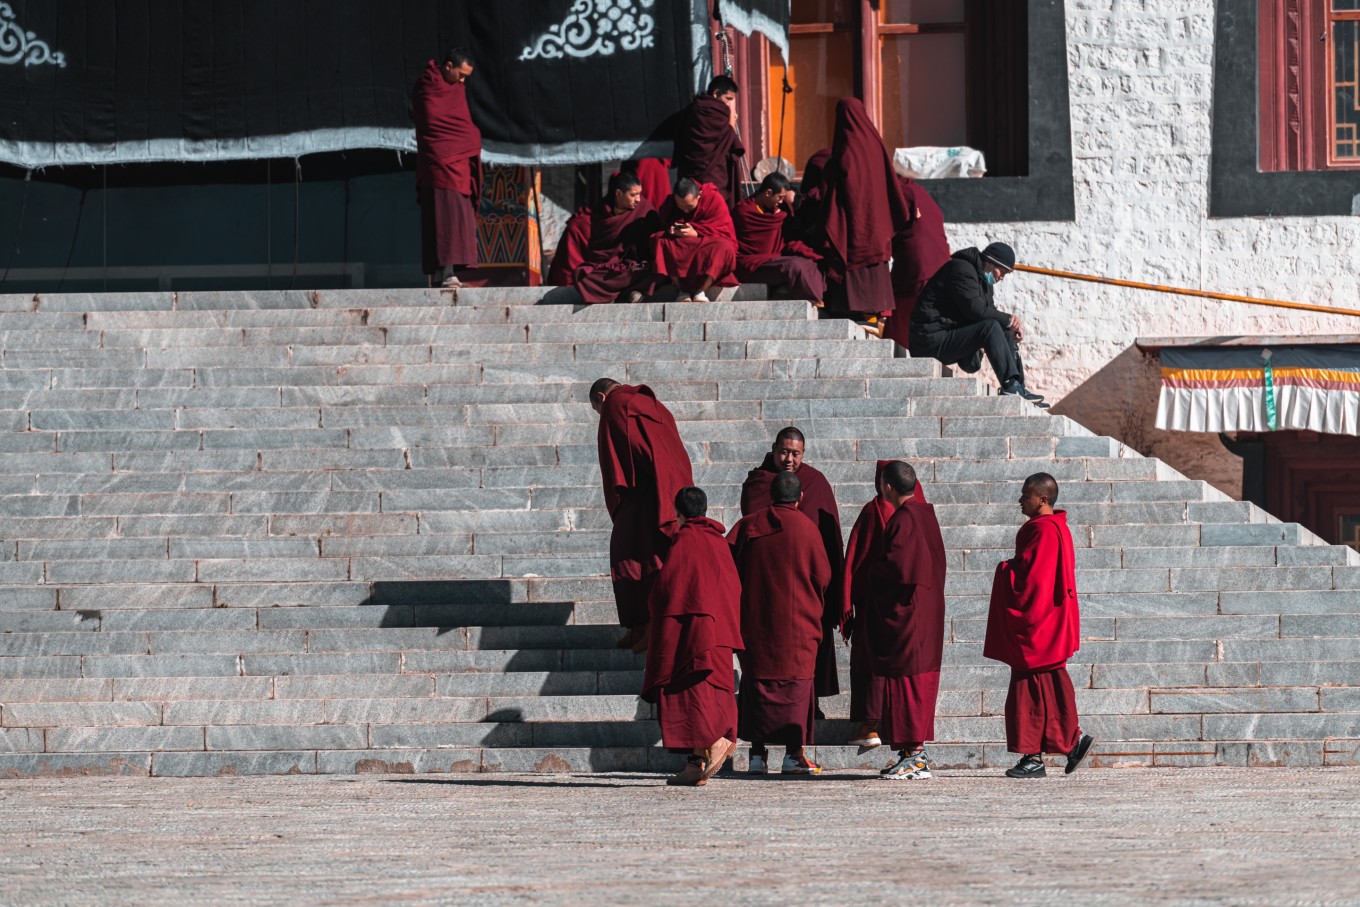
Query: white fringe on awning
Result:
<box><xmin>1155</xmin><ymin>386</ymin><xmax>1360</xmax><ymax>436</ymax></box>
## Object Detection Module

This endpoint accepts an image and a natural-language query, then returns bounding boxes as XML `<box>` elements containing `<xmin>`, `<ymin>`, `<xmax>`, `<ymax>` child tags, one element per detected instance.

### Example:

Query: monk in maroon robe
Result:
<box><xmin>547</xmin><ymin>205</ymin><xmax>592</xmax><ymax>287</ymax></box>
<box><xmin>625</xmin><ymin>157</ymin><xmax>674</xmax><ymax>210</ymax></box>
<box><xmin>864</xmin><ymin>461</ymin><xmax>947</xmax><ymax>780</ymax></box>
<box><xmin>734</xmin><ymin>172</ymin><xmax>826</xmax><ymax>305</ymax></box>
<box><xmin>740</xmin><ymin>426</ymin><xmax>844</xmax><ymax>701</ymax></box>
<box><xmin>643</xmin><ymin>486</ymin><xmax>741</xmax><ymax>786</ymax></box>
<box><xmin>816</xmin><ymin>99</ymin><xmax>913</xmax><ymax>318</ymax></box>
<box><xmin>653</xmin><ymin>178</ymin><xmax>738</xmax><ymax>302</ymax></box>
<box><xmin>985</xmin><ymin>473</ymin><xmax>1094</xmax><ymax>778</ymax></box>
<box><xmin>672</xmin><ymin>76</ymin><xmax>745</xmax><ymax>209</ymax></box>
<box><xmin>592</xmin><ymin>379</ymin><xmax>695</xmax><ymax>652</ymax></box>
<box><xmin>728</xmin><ymin>472</ymin><xmax>831</xmax><ymax>776</ymax></box>
<box><xmin>883</xmin><ymin>176</ymin><xmax>951</xmax><ymax>349</ymax></box>
<box><xmin>840</xmin><ymin>460</ymin><xmax>928</xmax><ymax>749</ymax></box>
<box><xmin>412</xmin><ymin>49</ymin><xmax>481</xmax><ymax>288</ymax></box>
<box><xmin>573</xmin><ymin>172</ymin><xmax>659</xmax><ymax>304</ymax></box>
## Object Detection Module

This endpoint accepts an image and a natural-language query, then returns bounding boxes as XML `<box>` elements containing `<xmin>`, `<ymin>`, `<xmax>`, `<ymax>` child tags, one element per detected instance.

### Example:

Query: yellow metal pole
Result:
<box><xmin>1014</xmin><ymin>264</ymin><xmax>1360</xmax><ymax>319</ymax></box>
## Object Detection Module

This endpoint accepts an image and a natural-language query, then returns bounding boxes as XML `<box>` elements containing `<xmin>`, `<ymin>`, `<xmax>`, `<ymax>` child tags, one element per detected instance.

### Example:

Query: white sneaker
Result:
<box><xmin>691</xmin><ymin>291</ymin><xmax>710</xmax><ymax>303</ymax></box>
<box><xmin>848</xmin><ymin>724</ymin><xmax>882</xmax><ymax>749</ymax></box>
<box><xmin>747</xmin><ymin>752</ymin><xmax>767</xmax><ymax>775</ymax></box>
<box><xmin>881</xmin><ymin>748</ymin><xmax>932</xmax><ymax>780</ymax></box>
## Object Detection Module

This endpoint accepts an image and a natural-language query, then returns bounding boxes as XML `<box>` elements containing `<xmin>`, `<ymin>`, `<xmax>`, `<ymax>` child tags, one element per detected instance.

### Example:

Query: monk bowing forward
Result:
<box><xmin>592</xmin><ymin>379</ymin><xmax>695</xmax><ymax>652</ymax></box>
<box><xmin>653</xmin><ymin>178</ymin><xmax>739</xmax><ymax>303</ymax></box>
<box><xmin>643</xmin><ymin>487</ymin><xmax>742</xmax><ymax>787</ymax></box>
<box><xmin>864</xmin><ymin>461</ymin><xmax>948</xmax><ymax>780</ymax></box>
<box><xmin>728</xmin><ymin>472</ymin><xmax>832</xmax><ymax>776</ymax></box>
<box><xmin>985</xmin><ymin>473</ymin><xmax>1094</xmax><ymax>778</ymax></box>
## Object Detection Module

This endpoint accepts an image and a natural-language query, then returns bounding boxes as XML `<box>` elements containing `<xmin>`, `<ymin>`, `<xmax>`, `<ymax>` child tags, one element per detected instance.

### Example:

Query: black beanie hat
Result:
<box><xmin>982</xmin><ymin>242</ymin><xmax>1016</xmax><ymax>272</ymax></box>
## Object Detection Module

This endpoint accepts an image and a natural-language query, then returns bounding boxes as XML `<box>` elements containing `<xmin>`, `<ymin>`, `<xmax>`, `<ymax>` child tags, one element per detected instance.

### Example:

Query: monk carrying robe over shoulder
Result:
<box><xmin>643</xmin><ymin>487</ymin><xmax>742</xmax><ymax>787</ymax></box>
<box><xmin>653</xmin><ymin>177</ymin><xmax>739</xmax><ymax>303</ymax></box>
<box><xmin>573</xmin><ymin>171</ymin><xmax>659</xmax><ymax>304</ymax></box>
<box><xmin>728</xmin><ymin>472</ymin><xmax>831</xmax><ymax>776</ymax></box>
<box><xmin>864</xmin><ymin>461</ymin><xmax>947</xmax><ymax>780</ymax></box>
<box><xmin>985</xmin><ymin>472</ymin><xmax>1094</xmax><ymax>779</ymax></box>
<box><xmin>592</xmin><ymin>379</ymin><xmax>695</xmax><ymax>652</ymax></box>
<box><xmin>672</xmin><ymin>75</ymin><xmax>745</xmax><ymax>209</ymax></box>
<box><xmin>733</xmin><ymin>172</ymin><xmax>826</xmax><ymax>306</ymax></box>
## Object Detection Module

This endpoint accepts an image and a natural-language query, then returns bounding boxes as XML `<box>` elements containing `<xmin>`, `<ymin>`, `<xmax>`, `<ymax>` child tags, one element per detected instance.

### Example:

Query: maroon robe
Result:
<box><xmin>625</xmin><ymin>157</ymin><xmax>674</xmax><ymax>210</ymax></box>
<box><xmin>412</xmin><ymin>61</ymin><xmax>482</xmax><ymax>275</ymax></box>
<box><xmin>740</xmin><ymin>456</ymin><xmax>844</xmax><ymax>697</ymax></box>
<box><xmin>643</xmin><ymin>515</ymin><xmax>743</xmax><ymax>752</ymax></box>
<box><xmin>985</xmin><ymin>510</ymin><xmax>1083</xmax><ymax>754</ymax></box>
<box><xmin>597</xmin><ymin>385</ymin><xmax>695</xmax><ymax>628</ymax></box>
<box><xmin>547</xmin><ymin>206</ymin><xmax>592</xmax><ymax>287</ymax></box>
<box><xmin>732</xmin><ymin>198</ymin><xmax>826</xmax><ymax>303</ymax></box>
<box><xmin>729</xmin><ymin>503</ymin><xmax>831</xmax><ymax>749</ymax></box>
<box><xmin>673</xmin><ymin>96</ymin><xmax>745</xmax><ymax>208</ymax></box>
<box><xmin>883</xmin><ymin>177</ymin><xmax>951</xmax><ymax>347</ymax></box>
<box><xmin>864</xmin><ymin>497</ymin><xmax>947</xmax><ymax>748</ymax></box>
<box><xmin>841</xmin><ymin>461</ymin><xmax>928</xmax><ymax>722</ymax></box>
<box><xmin>653</xmin><ymin>184</ymin><xmax>739</xmax><ymax>294</ymax></box>
<box><xmin>573</xmin><ymin>197</ymin><xmax>659</xmax><ymax>304</ymax></box>
<box><xmin>818</xmin><ymin>99</ymin><xmax>912</xmax><ymax>313</ymax></box>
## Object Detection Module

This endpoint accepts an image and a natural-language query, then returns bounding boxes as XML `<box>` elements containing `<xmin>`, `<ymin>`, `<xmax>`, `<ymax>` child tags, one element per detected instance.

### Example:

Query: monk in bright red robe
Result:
<box><xmin>883</xmin><ymin>176</ymin><xmax>951</xmax><ymax>349</ymax></box>
<box><xmin>733</xmin><ymin>172</ymin><xmax>826</xmax><ymax>305</ymax></box>
<box><xmin>573</xmin><ymin>172</ymin><xmax>659</xmax><ymax>304</ymax></box>
<box><xmin>728</xmin><ymin>472</ymin><xmax>831</xmax><ymax>776</ymax></box>
<box><xmin>643</xmin><ymin>486</ymin><xmax>741</xmax><ymax>786</ymax></box>
<box><xmin>840</xmin><ymin>460</ymin><xmax>928</xmax><ymax>749</ymax></box>
<box><xmin>653</xmin><ymin>178</ymin><xmax>738</xmax><ymax>302</ymax></box>
<box><xmin>740</xmin><ymin>426</ymin><xmax>844</xmax><ymax>702</ymax></box>
<box><xmin>864</xmin><ymin>461</ymin><xmax>947</xmax><ymax>780</ymax></box>
<box><xmin>411</xmin><ymin>50</ymin><xmax>481</xmax><ymax>288</ymax></box>
<box><xmin>816</xmin><ymin>99</ymin><xmax>913</xmax><ymax>319</ymax></box>
<box><xmin>547</xmin><ymin>205</ymin><xmax>592</xmax><ymax>287</ymax></box>
<box><xmin>592</xmin><ymin>379</ymin><xmax>695</xmax><ymax>652</ymax></box>
<box><xmin>672</xmin><ymin>76</ymin><xmax>745</xmax><ymax>209</ymax></box>
<box><xmin>985</xmin><ymin>472</ymin><xmax>1094</xmax><ymax>778</ymax></box>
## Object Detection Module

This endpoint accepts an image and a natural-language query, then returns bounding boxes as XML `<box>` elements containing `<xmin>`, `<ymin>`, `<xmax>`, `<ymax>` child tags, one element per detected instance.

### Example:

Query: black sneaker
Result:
<box><xmin>1005</xmin><ymin>755</ymin><xmax>1046</xmax><ymax>778</ymax></box>
<box><xmin>999</xmin><ymin>379</ymin><xmax>1046</xmax><ymax>402</ymax></box>
<box><xmin>1065</xmin><ymin>734</ymin><xmax>1094</xmax><ymax>774</ymax></box>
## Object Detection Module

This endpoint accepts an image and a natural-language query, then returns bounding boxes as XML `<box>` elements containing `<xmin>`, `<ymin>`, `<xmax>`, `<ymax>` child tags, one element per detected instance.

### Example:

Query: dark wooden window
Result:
<box><xmin>1259</xmin><ymin>0</ymin><xmax>1360</xmax><ymax>171</ymax></box>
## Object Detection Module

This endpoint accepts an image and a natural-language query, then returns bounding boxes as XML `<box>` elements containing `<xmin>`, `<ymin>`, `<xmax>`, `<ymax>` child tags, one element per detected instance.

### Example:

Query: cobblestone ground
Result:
<box><xmin>2</xmin><ymin>767</ymin><xmax>1358</xmax><ymax>906</ymax></box>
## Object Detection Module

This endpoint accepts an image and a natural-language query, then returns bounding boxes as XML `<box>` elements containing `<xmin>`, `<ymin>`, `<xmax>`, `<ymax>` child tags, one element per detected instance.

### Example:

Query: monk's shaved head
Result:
<box><xmin>1023</xmin><ymin>472</ymin><xmax>1059</xmax><ymax>505</ymax></box>
<box><xmin>589</xmin><ymin>378</ymin><xmax>620</xmax><ymax>414</ymax></box>
<box><xmin>882</xmin><ymin>461</ymin><xmax>918</xmax><ymax>495</ymax></box>
<box><xmin>770</xmin><ymin>471</ymin><xmax>802</xmax><ymax>505</ymax></box>
<box><xmin>675</xmin><ymin>486</ymin><xmax>708</xmax><ymax>519</ymax></box>
<box><xmin>775</xmin><ymin>426</ymin><xmax>805</xmax><ymax>447</ymax></box>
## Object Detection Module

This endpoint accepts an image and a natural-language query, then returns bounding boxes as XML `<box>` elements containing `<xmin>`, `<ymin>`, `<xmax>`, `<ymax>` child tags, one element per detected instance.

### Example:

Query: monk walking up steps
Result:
<box><xmin>985</xmin><ymin>473</ymin><xmax>1095</xmax><ymax>779</ymax></box>
<box><xmin>728</xmin><ymin>472</ymin><xmax>832</xmax><ymax>776</ymax></box>
<box><xmin>863</xmin><ymin>461</ymin><xmax>947</xmax><ymax>780</ymax></box>
<box><xmin>643</xmin><ymin>487</ymin><xmax>742</xmax><ymax>787</ymax></box>
<box><xmin>592</xmin><ymin>379</ymin><xmax>695</xmax><ymax>653</ymax></box>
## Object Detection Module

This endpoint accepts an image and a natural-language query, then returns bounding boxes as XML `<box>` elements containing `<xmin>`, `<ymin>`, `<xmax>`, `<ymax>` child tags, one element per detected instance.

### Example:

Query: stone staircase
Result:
<box><xmin>1</xmin><ymin>287</ymin><xmax>1357</xmax><ymax>777</ymax></box>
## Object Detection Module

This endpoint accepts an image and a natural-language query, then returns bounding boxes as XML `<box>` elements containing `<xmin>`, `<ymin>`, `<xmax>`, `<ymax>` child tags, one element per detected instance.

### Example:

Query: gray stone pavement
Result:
<box><xmin>1</xmin><ymin>767</ymin><xmax>1358</xmax><ymax>906</ymax></box>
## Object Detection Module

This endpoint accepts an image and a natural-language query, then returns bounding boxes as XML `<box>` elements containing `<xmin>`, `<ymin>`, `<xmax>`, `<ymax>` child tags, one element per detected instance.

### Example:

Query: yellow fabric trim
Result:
<box><xmin>1161</xmin><ymin>367</ymin><xmax>1360</xmax><ymax>385</ymax></box>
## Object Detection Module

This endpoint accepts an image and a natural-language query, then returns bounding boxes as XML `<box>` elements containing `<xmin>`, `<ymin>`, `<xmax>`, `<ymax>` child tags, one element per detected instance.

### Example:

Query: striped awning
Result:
<box><xmin>1155</xmin><ymin>345</ymin><xmax>1360</xmax><ymax>436</ymax></box>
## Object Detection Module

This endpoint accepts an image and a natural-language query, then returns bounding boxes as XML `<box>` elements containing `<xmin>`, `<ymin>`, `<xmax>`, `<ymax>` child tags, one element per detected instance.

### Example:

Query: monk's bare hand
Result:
<box><xmin>675</xmin><ymin>223</ymin><xmax>698</xmax><ymax>238</ymax></box>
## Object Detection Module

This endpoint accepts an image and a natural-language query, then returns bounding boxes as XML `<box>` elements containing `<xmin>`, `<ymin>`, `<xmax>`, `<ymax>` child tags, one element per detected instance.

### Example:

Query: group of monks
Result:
<box><xmin>548</xmin><ymin>77</ymin><xmax>949</xmax><ymax>342</ymax></box>
<box><xmin>592</xmin><ymin>379</ymin><xmax>1095</xmax><ymax>786</ymax></box>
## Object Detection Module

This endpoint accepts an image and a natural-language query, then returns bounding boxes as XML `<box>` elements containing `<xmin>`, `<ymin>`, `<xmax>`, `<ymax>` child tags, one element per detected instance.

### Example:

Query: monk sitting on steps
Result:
<box><xmin>728</xmin><ymin>472</ymin><xmax>831</xmax><ymax>776</ymax></box>
<box><xmin>643</xmin><ymin>487</ymin><xmax>742</xmax><ymax>787</ymax></box>
<box><xmin>592</xmin><ymin>378</ymin><xmax>695</xmax><ymax>653</ymax></box>
<box><xmin>653</xmin><ymin>177</ymin><xmax>738</xmax><ymax>303</ymax></box>
<box><xmin>984</xmin><ymin>472</ymin><xmax>1095</xmax><ymax>779</ymax></box>
<box><xmin>733</xmin><ymin>172</ymin><xmax>826</xmax><ymax>306</ymax></box>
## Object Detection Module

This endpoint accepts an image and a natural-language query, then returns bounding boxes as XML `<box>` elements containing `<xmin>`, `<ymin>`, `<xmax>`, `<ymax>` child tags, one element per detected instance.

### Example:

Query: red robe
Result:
<box><xmin>673</xmin><ymin>96</ymin><xmax>745</xmax><ymax>208</ymax></box>
<box><xmin>573</xmin><ymin>197</ymin><xmax>659</xmax><ymax>304</ymax></box>
<box><xmin>597</xmin><ymin>385</ymin><xmax>695</xmax><ymax>628</ymax></box>
<box><xmin>547</xmin><ymin>206</ymin><xmax>592</xmax><ymax>287</ymax></box>
<box><xmin>643</xmin><ymin>514</ymin><xmax>743</xmax><ymax>752</ymax></box>
<box><xmin>864</xmin><ymin>498</ymin><xmax>947</xmax><ymax>747</ymax></box>
<box><xmin>740</xmin><ymin>456</ymin><xmax>844</xmax><ymax>697</ymax></box>
<box><xmin>883</xmin><ymin>177</ymin><xmax>951</xmax><ymax>347</ymax></box>
<box><xmin>626</xmin><ymin>157</ymin><xmax>673</xmax><ymax>210</ymax></box>
<box><xmin>412</xmin><ymin>61</ymin><xmax>482</xmax><ymax>197</ymax></box>
<box><xmin>653</xmin><ymin>184</ymin><xmax>739</xmax><ymax>292</ymax></box>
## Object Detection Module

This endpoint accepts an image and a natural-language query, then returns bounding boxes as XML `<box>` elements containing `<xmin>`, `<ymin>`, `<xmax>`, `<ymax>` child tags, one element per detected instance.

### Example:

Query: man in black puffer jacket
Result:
<box><xmin>907</xmin><ymin>242</ymin><xmax>1047</xmax><ymax>408</ymax></box>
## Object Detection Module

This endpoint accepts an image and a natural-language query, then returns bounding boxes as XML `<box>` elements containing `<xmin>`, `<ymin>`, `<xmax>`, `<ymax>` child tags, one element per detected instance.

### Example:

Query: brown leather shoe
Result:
<box><xmin>700</xmin><ymin>737</ymin><xmax>735</xmax><ymax>783</ymax></box>
<box><xmin>667</xmin><ymin>757</ymin><xmax>707</xmax><ymax>786</ymax></box>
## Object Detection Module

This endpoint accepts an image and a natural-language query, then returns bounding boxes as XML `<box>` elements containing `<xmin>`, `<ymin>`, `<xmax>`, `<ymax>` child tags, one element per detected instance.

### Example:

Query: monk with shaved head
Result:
<box><xmin>592</xmin><ymin>378</ymin><xmax>695</xmax><ymax>652</ymax></box>
<box><xmin>985</xmin><ymin>473</ymin><xmax>1094</xmax><ymax>778</ymax></box>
